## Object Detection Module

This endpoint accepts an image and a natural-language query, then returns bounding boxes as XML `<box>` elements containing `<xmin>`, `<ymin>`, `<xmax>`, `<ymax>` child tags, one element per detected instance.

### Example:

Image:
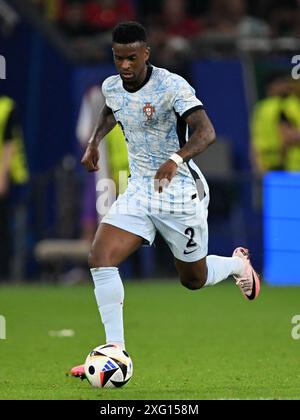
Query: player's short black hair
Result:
<box><xmin>112</xmin><ymin>21</ymin><xmax>147</xmax><ymax>45</ymax></box>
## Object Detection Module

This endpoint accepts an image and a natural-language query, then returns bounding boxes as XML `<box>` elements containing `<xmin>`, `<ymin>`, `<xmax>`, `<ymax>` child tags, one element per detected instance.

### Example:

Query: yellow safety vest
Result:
<box><xmin>105</xmin><ymin>124</ymin><xmax>129</xmax><ymax>193</ymax></box>
<box><xmin>0</xmin><ymin>97</ymin><xmax>29</xmax><ymax>184</ymax></box>
<box><xmin>283</xmin><ymin>95</ymin><xmax>300</xmax><ymax>171</ymax></box>
<box><xmin>251</xmin><ymin>95</ymin><xmax>300</xmax><ymax>171</ymax></box>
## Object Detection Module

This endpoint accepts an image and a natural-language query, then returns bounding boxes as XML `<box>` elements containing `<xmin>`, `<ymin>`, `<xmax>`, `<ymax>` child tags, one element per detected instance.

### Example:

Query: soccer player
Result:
<box><xmin>71</xmin><ymin>21</ymin><xmax>260</xmax><ymax>378</ymax></box>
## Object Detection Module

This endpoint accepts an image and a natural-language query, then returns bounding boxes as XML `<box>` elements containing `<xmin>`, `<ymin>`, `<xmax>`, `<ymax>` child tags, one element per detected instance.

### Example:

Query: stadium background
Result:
<box><xmin>0</xmin><ymin>0</ymin><xmax>300</xmax><ymax>400</ymax></box>
<box><xmin>2</xmin><ymin>0</ymin><xmax>299</xmax><ymax>281</ymax></box>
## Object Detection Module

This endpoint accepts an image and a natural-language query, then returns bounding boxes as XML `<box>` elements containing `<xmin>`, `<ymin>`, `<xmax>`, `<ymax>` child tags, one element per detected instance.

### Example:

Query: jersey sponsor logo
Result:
<box><xmin>143</xmin><ymin>102</ymin><xmax>155</xmax><ymax>121</ymax></box>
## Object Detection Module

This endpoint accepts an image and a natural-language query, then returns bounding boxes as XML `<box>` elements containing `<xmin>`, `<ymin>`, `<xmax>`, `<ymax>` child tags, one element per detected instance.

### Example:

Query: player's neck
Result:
<box><xmin>123</xmin><ymin>64</ymin><xmax>152</xmax><ymax>93</ymax></box>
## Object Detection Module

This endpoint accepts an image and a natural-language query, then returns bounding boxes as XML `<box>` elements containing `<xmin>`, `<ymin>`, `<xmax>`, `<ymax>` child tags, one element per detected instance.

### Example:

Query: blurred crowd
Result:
<box><xmin>0</xmin><ymin>0</ymin><xmax>299</xmax><ymax>282</ymax></box>
<box><xmin>30</xmin><ymin>0</ymin><xmax>300</xmax><ymax>39</ymax></box>
<box><xmin>25</xmin><ymin>0</ymin><xmax>300</xmax><ymax>65</ymax></box>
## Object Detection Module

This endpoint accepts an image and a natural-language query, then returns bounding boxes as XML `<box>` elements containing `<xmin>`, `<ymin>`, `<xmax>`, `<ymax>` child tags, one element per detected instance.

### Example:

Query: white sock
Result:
<box><xmin>91</xmin><ymin>267</ymin><xmax>125</xmax><ymax>348</ymax></box>
<box><xmin>205</xmin><ymin>256</ymin><xmax>245</xmax><ymax>287</ymax></box>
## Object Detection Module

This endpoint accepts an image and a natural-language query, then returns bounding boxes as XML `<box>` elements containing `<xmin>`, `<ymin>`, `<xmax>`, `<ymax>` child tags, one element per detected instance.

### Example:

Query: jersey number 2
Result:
<box><xmin>185</xmin><ymin>228</ymin><xmax>197</xmax><ymax>248</ymax></box>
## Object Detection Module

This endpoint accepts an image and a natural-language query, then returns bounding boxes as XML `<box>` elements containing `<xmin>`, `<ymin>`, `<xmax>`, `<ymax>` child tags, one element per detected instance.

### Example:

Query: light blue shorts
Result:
<box><xmin>101</xmin><ymin>179</ymin><xmax>209</xmax><ymax>262</ymax></box>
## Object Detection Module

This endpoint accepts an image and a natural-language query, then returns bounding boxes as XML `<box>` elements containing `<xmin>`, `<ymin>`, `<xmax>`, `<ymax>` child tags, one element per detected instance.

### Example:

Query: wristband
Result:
<box><xmin>169</xmin><ymin>153</ymin><xmax>184</xmax><ymax>166</ymax></box>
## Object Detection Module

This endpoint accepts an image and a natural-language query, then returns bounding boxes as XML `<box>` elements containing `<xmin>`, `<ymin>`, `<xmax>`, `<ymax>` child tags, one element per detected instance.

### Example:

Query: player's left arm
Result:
<box><xmin>154</xmin><ymin>109</ymin><xmax>216</xmax><ymax>192</ymax></box>
<box><xmin>178</xmin><ymin>109</ymin><xmax>216</xmax><ymax>161</ymax></box>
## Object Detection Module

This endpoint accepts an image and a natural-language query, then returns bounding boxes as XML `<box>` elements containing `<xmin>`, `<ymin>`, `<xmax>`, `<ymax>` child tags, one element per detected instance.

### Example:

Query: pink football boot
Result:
<box><xmin>232</xmin><ymin>247</ymin><xmax>261</xmax><ymax>301</ymax></box>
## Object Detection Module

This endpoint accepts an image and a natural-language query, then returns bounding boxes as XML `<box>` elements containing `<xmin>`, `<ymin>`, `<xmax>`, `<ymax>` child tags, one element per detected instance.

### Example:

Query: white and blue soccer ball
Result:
<box><xmin>84</xmin><ymin>344</ymin><xmax>133</xmax><ymax>388</ymax></box>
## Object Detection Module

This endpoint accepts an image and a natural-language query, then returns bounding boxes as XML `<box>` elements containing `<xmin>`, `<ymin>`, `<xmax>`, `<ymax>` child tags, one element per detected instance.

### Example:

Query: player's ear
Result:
<box><xmin>145</xmin><ymin>46</ymin><xmax>151</xmax><ymax>61</ymax></box>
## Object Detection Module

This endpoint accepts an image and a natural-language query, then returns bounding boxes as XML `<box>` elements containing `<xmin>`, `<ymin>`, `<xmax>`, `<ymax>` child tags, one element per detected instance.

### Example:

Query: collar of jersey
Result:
<box><xmin>122</xmin><ymin>65</ymin><xmax>153</xmax><ymax>93</ymax></box>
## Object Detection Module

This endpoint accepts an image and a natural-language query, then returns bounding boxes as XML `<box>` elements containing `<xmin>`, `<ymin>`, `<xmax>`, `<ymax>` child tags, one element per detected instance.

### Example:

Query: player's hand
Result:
<box><xmin>154</xmin><ymin>160</ymin><xmax>178</xmax><ymax>193</ymax></box>
<box><xmin>81</xmin><ymin>144</ymin><xmax>100</xmax><ymax>172</ymax></box>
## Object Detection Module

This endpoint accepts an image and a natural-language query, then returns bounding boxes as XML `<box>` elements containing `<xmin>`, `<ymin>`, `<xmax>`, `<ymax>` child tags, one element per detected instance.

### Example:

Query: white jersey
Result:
<box><xmin>102</xmin><ymin>65</ymin><xmax>209</xmax><ymax>200</ymax></box>
<box><xmin>101</xmin><ymin>66</ymin><xmax>210</xmax><ymax>261</ymax></box>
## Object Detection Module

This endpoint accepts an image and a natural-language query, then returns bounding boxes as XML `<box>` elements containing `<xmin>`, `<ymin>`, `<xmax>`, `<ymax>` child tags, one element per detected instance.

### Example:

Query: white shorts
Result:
<box><xmin>101</xmin><ymin>178</ymin><xmax>209</xmax><ymax>262</ymax></box>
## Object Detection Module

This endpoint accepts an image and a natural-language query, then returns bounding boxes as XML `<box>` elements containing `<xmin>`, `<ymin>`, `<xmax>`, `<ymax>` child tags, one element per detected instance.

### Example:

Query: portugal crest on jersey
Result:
<box><xmin>143</xmin><ymin>102</ymin><xmax>155</xmax><ymax>121</ymax></box>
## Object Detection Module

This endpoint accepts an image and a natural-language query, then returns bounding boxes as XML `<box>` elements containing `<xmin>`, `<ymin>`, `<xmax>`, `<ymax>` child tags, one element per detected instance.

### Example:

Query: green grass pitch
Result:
<box><xmin>0</xmin><ymin>280</ymin><xmax>299</xmax><ymax>400</ymax></box>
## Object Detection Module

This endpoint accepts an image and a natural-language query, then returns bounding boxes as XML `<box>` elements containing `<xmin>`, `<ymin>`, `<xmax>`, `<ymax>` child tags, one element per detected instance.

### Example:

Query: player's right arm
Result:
<box><xmin>81</xmin><ymin>97</ymin><xmax>117</xmax><ymax>172</ymax></box>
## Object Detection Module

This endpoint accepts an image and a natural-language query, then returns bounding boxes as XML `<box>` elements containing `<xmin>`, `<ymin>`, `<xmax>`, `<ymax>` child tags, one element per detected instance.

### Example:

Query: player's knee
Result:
<box><xmin>180</xmin><ymin>273</ymin><xmax>207</xmax><ymax>291</ymax></box>
<box><xmin>181</xmin><ymin>277</ymin><xmax>202</xmax><ymax>290</ymax></box>
<box><xmin>180</xmin><ymin>273</ymin><xmax>206</xmax><ymax>290</ymax></box>
<box><xmin>88</xmin><ymin>248</ymin><xmax>113</xmax><ymax>269</ymax></box>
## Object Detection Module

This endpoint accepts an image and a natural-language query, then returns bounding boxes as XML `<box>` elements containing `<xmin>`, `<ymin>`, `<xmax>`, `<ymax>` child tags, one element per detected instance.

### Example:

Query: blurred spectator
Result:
<box><xmin>251</xmin><ymin>72</ymin><xmax>300</xmax><ymax>174</ymax></box>
<box><xmin>56</xmin><ymin>1</ymin><xmax>111</xmax><ymax>61</ymax></box>
<box><xmin>205</xmin><ymin>0</ymin><xmax>270</xmax><ymax>37</ymax></box>
<box><xmin>58</xmin><ymin>0</ymin><xmax>90</xmax><ymax>38</ymax></box>
<box><xmin>76</xmin><ymin>86</ymin><xmax>106</xmax><ymax>243</ymax></box>
<box><xmin>76</xmin><ymin>85</ymin><xmax>129</xmax><ymax>242</ymax></box>
<box><xmin>60</xmin><ymin>85</ymin><xmax>129</xmax><ymax>283</ymax></box>
<box><xmin>267</xmin><ymin>0</ymin><xmax>300</xmax><ymax>37</ymax></box>
<box><xmin>56</xmin><ymin>0</ymin><xmax>136</xmax><ymax>59</ymax></box>
<box><xmin>139</xmin><ymin>0</ymin><xmax>209</xmax><ymax>22</ymax></box>
<box><xmin>147</xmin><ymin>0</ymin><xmax>203</xmax><ymax>77</ymax></box>
<box><xmin>158</xmin><ymin>0</ymin><xmax>203</xmax><ymax>39</ymax></box>
<box><xmin>0</xmin><ymin>96</ymin><xmax>29</xmax><ymax>281</ymax></box>
<box><xmin>84</xmin><ymin>0</ymin><xmax>136</xmax><ymax>34</ymax></box>
<box><xmin>32</xmin><ymin>0</ymin><xmax>136</xmax><ymax>34</ymax></box>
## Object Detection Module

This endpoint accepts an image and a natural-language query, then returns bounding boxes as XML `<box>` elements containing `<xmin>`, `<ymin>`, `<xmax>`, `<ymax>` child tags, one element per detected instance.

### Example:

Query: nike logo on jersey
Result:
<box><xmin>183</xmin><ymin>249</ymin><xmax>198</xmax><ymax>255</ymax></box>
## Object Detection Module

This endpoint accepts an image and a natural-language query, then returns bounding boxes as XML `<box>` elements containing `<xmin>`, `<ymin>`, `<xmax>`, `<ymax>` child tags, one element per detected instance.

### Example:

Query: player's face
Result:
<box><xmin>112</xmin><ymin>42</ymin><xmax>150</xmax><ymax>87</ymax></box>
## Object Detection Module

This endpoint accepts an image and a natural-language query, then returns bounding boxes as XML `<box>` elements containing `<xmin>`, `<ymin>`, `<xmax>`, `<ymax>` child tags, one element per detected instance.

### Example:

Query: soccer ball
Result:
<box><xmin>84</xmin><ymin>344</ymin><xmax>133</xmax><ymax>388</ymax></box>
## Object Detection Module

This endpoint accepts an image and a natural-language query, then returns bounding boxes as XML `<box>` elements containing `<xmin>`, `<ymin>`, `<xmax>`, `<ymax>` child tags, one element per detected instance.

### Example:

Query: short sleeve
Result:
<box><xmin>172</xmin><ymin>76</ymin><xmax>203</xmax><ymax>119</ymax></box>
<box><xmin>101</xmin><ymin>76</ymin><xmax>123</xmax><ymax>112</ymax></box>
<box><xmin>101</xmin><ymin>79</ymin><xmax>108</xmax><ymax>99</ymax></box>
